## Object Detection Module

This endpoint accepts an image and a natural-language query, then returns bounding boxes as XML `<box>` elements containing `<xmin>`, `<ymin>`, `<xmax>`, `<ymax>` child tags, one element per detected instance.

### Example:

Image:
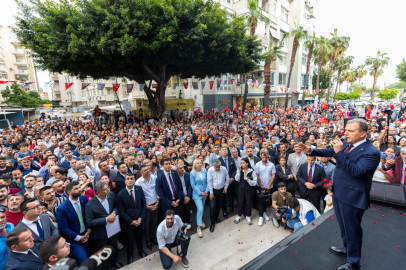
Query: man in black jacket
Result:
<box><xmin>115</xmin><ymin>163</ymin><xmax>127</xmax><ymax>194</ymax></box>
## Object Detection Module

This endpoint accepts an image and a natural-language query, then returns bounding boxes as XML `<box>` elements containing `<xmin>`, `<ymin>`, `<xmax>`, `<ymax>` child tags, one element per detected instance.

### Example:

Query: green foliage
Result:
<box><xmin>1</xmin><ymin>83</ymin><xmax>41</xmax><ymax>107</ymax></box>
<box><xmin>335</xmin><ymin>92</ymin><xmax>348</xmax><ymax>100</ymax></box>
<box><xmin>312</xmin><ymin>69</ymin><xmax>330</xmax><ymax>90</ymax></box>
<box><xmin>388</xmin><ymin>81</ymin><xmax>406</xmax><ymax>89</ymax></box>
<box><xmin>41</xmin><ymin>99</ymin><xmax>52</xmax><ymax>104</ymax></box>
<box><xmin>396</xmin><ymin>59</ymin><xmax>406</xmax><ymax>84</ymax></box>
<box><xmin>377</xmin><ymin>88</ymin><xmax>400</xmax><ymax>100</ymax></box>
<box><xmin>347</xmin><ymin>92</ymin><xmax>361</xmax><ymax>101</ymax></box>
<box><xmin>14</xmin><ymin>0</ymin><xmax>262</xmax><ymax>116</ymax></box>
<box><xmin>349</xmin><ymin>84</ymin><xmax>366</xmax><ymax>94</ymax></box>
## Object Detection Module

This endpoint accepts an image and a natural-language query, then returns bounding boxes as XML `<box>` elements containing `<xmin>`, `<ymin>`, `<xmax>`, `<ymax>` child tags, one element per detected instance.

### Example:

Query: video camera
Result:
<box><xmin>256</xmin><ymin>188</ymin><xmax>272</xmax><ymax>199</ymax></box>
<box><xmin>277</xmin><ymin>205</ymin><xmax>291</xmax><ymax>230</ymax></box>
<box><xmin>176</xmin><ymin>223</ymin><xmax>191</xmax><ymax>243</ymax></box>
<box><xmin>52</xmin><ymin>245</ymin><xmax>115</xmax><ymax>270</ymax></box>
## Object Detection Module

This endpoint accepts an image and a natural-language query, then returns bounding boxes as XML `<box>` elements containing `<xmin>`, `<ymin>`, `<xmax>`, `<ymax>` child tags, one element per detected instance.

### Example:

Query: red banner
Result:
<box><xmin>152</xmin><ymin>83</ymin><xmax>158</xmax><ymax>89</ymax></box>
<box><xmin>65</xmin><ymin>83</ymin><xmax>73</xmax><ymax>90</ymax></box>
<box><xmin>209</xmin><ymin>81</ymin><xmax>214</xmax><ymax>89</ymax></box>
<box><xmin>264</xmin><ymin>107</ymin><xmax>269</xmax><ymax>112</ymax></box>
<box><xmin>194</xmin><ymin>108</ymin><xmax>201</xmax><ymax>114</ymax></box>
<box><xmin>113</xmin><ymin>84</ymin><xmax>120</xmax><ymax>92</ymax></box>
<box><xmin>280</xmin><ymin>87</ymin><xmax>284</xmax><ymax>92</ymax></box>
<box><xmin>322</xmin><ymin>103</ymin><xmax>328</xmax><ymax>110</ymax></box>
<box><xmin>337</xmin><ymin>110</ymin><xmax>343</xmax><ymax>117</ymax></box>
<box><xmin>230</xmin><ymin>79</ymin><xmax>235</xmax><ymax>85</ymax></box>
<box><xmin>183</xmin><ymin>83</ymin><xmax>188</xmax><ymax>89</ymax></box>
<box><xmin>223</xmin><ymin>107</ymin><xmax>229</xmax><ymax>112</ymax></box>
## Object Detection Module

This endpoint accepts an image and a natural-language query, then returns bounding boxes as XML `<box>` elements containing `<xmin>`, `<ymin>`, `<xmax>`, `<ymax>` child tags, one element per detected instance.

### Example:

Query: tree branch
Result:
<box><xmin>143</xmin><ymin>65</ymin><xmax>161</xmax><ymax>83</ymax></box>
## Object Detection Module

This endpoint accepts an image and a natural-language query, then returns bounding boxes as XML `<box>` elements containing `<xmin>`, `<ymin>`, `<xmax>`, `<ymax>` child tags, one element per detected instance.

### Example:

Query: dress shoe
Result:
<box><xmin>215</xmin><ymin>218</ymin><xmax>222</xmax><ymax>223</ymax></box>
<box><xmin>151</xmin><ymin>238</ymin><xmax>158</xmax><ymax>245</ymax></box>
<box><xmin>111</xmin><ymin>262</ymin><xmax>124</xmax><ymax>269</ymax></box>
<box><xmin>210</xmin><ymin>224</ymin><xmax>215</xmax><ymax>232</ymax></box>
<box><xmin>138</xmin><ymin>250</ymin><xmax>147</xmax><ymax>258</ymax></box>
<box><xmin>223</xmin><ymin>212</ymin><xmax>228</xmax><ymax>219</ymax></box>
<box><xmin>229</xmin><ymin>206</ymin><xmax>234</xmax><ymax>212</ymax></box>
<box><xmin>146</xmin><ymin>241</ymin><xmax>152</xmax><ymax>250</ymax></box>
<box><xmin>336</xmin><ymin>262</ymin><xmax>361</xmax><ymax>270</ymax></box>
<box><xmin>127</xmin><ymin>257</ymin><xmax>133</xmax><ymax>265</ymax></box>
<box><xmin>329</xmin><ymin>246</ymin><xmax>347</xmax><ymax>256</ymax></box>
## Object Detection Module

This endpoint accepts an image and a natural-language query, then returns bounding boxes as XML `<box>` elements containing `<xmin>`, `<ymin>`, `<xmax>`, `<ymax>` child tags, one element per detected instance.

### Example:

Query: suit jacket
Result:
<box><xmin>116</xmin><ymin>185</ymin><xmax>146</xmax><ymax>228</ymax></box>
<box><xmin>190</xmin><ymin>169</ymin><xmax>208</xmax><ymax>200</ymax></box>
<box><xmin>16</xmin><ymin>214</ymin><xmax>59</xmax><ymax>248</ymax></box>
<box><xmin>274</xmin><ymin>164</ymin><xmax>294</xmax><ymax>189</ymax></box>
<box><xmin>317</xmin><ymin>161</ymin><xmax>336</xmax><ymax>181</ymax></box>
<box><xmin>4</xmin><ymin>246</ymin><xmax>44</xmax><ymax>270</ymax></box>
<box><xmin>85</xmin><ymin>192</ymin><xmax>118</xmax><ymax>240</ymax></box>
<box><xmin>115</xmin><ymin>173</ymin><xmax>126</xmax><ymax>194</ymax></box>
<box><xmin>179</xmin><ymin>172</ymin><xmax>193</xmax><ymax>199</ymax></box>
<box><xmin>274</xmin><ymin>152</ymin><xmax>288</xmax><ymax>166</ymax></box>
<box><xmin>208</xmin><ymin>153</ymin><xmax>221</xmax><ymax>167</ymax></box>
<box><xmin>56</xmin><ymin>195</ymin><xmax>88</xmax><ymax>243</ymax></box>
<box><xmin>297</xmin><ymin>163</ymin><xmax>326</xmax><ymax>196</ymax></box>
<box><xmin>219</xmin><ymin>156</ymin><xmax>237</xmax><ymax>180</ymax></box>
<box><xmin>156</xmin><ymin>170</ymin><xmax>184</xmax><ymax>209</ymax></box>
<box><xmin>287</xmin><ymin>152</ymin><xmax>308</xmax><ymax>176</ymax></box>
<box><xmin>309</xmin><ymin>140</ymin><xmax>380</xmax><ymax>209</ymax></box>
<box><xmin>383</xmin><ymin>156</ymin><xmax>404</xmax><ymax>185</ymax></box>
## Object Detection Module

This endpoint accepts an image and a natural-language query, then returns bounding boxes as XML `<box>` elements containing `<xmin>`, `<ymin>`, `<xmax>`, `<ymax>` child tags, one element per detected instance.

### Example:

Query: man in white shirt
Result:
<box><xmin>207</xmin><ymin>159</ymin><xmax>229</xmax><ymax>232</ymax></box>
<box><xmin>156</xmin><ymin>210</ymin><xmax>190</xmax><ymax>269</ymax></box>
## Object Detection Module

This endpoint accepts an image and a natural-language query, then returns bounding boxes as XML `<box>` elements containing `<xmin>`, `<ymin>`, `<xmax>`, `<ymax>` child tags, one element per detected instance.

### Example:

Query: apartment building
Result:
<box><xmin>0</xmin><ymin>26</ymin><xmax>37</xmax><ymax>102</ymax></box>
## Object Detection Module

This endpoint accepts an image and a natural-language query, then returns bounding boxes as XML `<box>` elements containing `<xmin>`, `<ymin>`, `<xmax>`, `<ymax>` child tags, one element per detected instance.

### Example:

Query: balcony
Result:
<box><xmin>12</xmin><ymin>48</ymin><xmax>24</xmax><ymax>56</ymax></box>
<box><xmin>15</xmin><ymin>69</ymin><xmax>28</xmax><ymax>76</ymax></box>
<box><xmin>0</xmin><ymin>64</ymin><xmax>6</xmax><ymax>73</ymax></box>
<box><xmin>54</xmin><ymin>90</ymin><xmax>61</xmax><ymax>94</ymax></box>
<box><xmin>269</xmin><ymin>13</ymin><xmax>277</xmax><ymax>25</ymax></box>
<box><xmin>0</xmin><ymin>53</ymin><xmax>5</xmax><ymax>62</ymax></box>
<box><xmin>14</xmin><ymin>59</ymin><xmax>27</xmax><ymax>66</ymax></box>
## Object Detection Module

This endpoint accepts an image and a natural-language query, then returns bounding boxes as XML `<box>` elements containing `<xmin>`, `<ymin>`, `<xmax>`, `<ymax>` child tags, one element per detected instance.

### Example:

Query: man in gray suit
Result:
<box><xmin>16</xmin><ymin>198</ymin><xmax>59</xmax><ymax>248</ymax></box>
<box><xmin>287</xmin><ymin>143</ymin><xmax>308</xmax><ymax>193</ymax></box>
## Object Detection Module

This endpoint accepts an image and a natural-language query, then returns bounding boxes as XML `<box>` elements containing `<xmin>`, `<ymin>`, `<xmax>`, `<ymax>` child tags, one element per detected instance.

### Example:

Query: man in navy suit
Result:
<box><xmin>4</xmin><ymin>227</ymin><xmax>45</xmax><ymax>270</ymax></box>
<box><xmin>156</xmin><ymin>158</ymin><xmax>184</xmax><ymax>215</ymax></box>
<box><xmin>115</xmin><ymin>163</ymin><xmax>128</xmax><ymax>194</ymax></box>
<box><xmin>117</xmin><ymin>173</ymin><xmax>147</xmax><ymax>264</ymax></box>
<box><xmin>219</xmin><ymin>145</ymin><xmax>237</xmax><ymax>216</ymax></box>
<box><xmin>175</xmin><ymin>160</ymin><xmax>193</xmax><ymax>224</ymax></box>
<box><xmin>56</xmin><ymin>181</ymin><xmax>91</xmax><ymax>264</ymax></box>
<box><xmin>85</xmin><ymin>181</ymin><xmax>124</xmax><ymax>269</ymax></box>
<box><xmin>301</xmin><ymin>119</ymin><xmax>380</xmax><ymax>270</ymax></box>
<box><xmin>296</xmin><ymin>156</ymin><xmax>326</xmax><ymax>213</ymax></box>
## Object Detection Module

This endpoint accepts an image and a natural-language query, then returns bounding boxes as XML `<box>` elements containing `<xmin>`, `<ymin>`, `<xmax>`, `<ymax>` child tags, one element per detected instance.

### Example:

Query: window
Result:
<box><xmin>280</xmin><ymin>31</ymin><xmax>286</xmax><ymax>46</ymax></box>
<box><xmin>302</xmin><ymin>54</ymin><xmax>307</xmax><ymax>66</ymax></box>
<box><xmin>261</xmin><ymin>0</ymin><xmax>269</xmax><ymax>13</ymax></box>
<box><xmin>82</xmin><ymin>91</ymin><xmax>86</xmax><ymax>98</ymax></box>
<box><xmin>280</xmin><ymin>52</ymin><xmax>287</xmax><ymax>65</ymax></box>
<box><xmin>270</xmin><ymin>0</ymin><xmax>276</xmax><ymax>16</ymax></box>
<box><xmin>222</xmin><ymin>0</ymin><xmax>231</xmax><ymax>4</ymax></box>
<box><xmin>281</xmin><ymin>6</ymin><xmax>289</xmax><ymax>23</ymax></box>
<box><xmin>54</xmin><ymin>86</ymin><xmax>60</xmax><ymax>91</ymax></box>
<box><xmin>217</xmin><ymin>73</ymin><xmax>232</xmax><ymax>91</ymax></box>
<box><xmin>271</xmin><ymin>72</ymin><xmax>275</xmax><ymax>85</ymax></box>
<box><xmin>255</xmin><ymin>20</ymin><xmax>266</xmax><ymax>36</ymax></box>
<box><xmin>301</xmin><ymin>74</ymin><xmax>311</xmax><ymax>89</ymax></box>
<box><xmin>278</xmin><ymin>73</ymin><xmax>286</xmax><ymax>85</ymax></box>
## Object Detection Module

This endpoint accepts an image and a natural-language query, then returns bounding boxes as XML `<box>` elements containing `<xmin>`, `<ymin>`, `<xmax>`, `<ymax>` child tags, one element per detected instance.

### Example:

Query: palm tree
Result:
<box><xmin>365</xmin><ymin>50</ymin><xmax>390</xmax><ymax>101</ymax></box>
<box><xmin>326</xmin><ymin>29</ymin><xmax>350</xmax><ymax>104</ymax></box>
<box><xmin>355</xmin><ymin>64</ymin><xmax>368</xmax><ymax>85</ymax></box>
<box><xmin>282</xmin><ymin>23</ymin><xmax>309</xmax><ymax>108</ymax></box>
<box><xmin>302</xmin><ymin>31</ymin><xmax>316</xmax><ymax>106</ymax></box>
<box><xmin>312</xmin><ymin>36</ymin><xmax>331</xmax><ymax>98</ymax></box>
<box><xmin>333</xmin><ymin>55</ymin><xmax>354</xmax><ymax>102</ymax></box>
<box><xmin>241</xmin><ymin>0</ymin><xmax>269</xmax><ymax>115</ymax></box>
<box><xmin>263</xmin><ymin>40</ymin><xmax>284</xmax><ymax>109</ymax></box>
<box><xmin>343</xmin><ymin>70</ymin><xmax>353</xmax><ymax>93</ymax></box>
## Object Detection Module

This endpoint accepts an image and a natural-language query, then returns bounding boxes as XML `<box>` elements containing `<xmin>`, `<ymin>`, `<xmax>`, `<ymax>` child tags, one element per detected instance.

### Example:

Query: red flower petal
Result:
<box><xmin>279</xmin><ymin>245</ymin><xmax>281</xmax><ymax>248</ymax></box>
<box><xmin>382</xmin><ymin>215</ymin><xmax>385</xmax><ymax>217</ymax></box>
<box><xmin>329</xmin><ymin>180</ymin><xmax>333</xmax><ymax>184</ymax></box>
<box><xmin>335</xmin><ymin>231</ymin><xmax>337</xmax><ymax>233</ymax></box>
<box><xmin>374</xmin><ymin>222</ymin><xmax>377</xmax><ymax>224</ymax></box>
<box><xmin>323</xmin><ymin>183</ymin><xmax>328</xmax><ymax>187</ymax></box>
<box><xmin>312</xmin><ymin>222</ymin><xmax>315</xmax><ymax>225</ymax></box>
<box><xmin>302</xmin><ymin>238</ymin><xmax>303</xmax><ymax>241</ymax></box>
<box><xmin>324</xmin><ymin>178</ymin><xmax>328</xmax><ymax>182</ymax></box>
<box><xmin>303</xmin><ymin>233</ymin><xmax>305</xmax><ymax>236</ymax></box>
<box><xmin>400</xmin><ymin>213</ymin><xmax>403</xmax><ymax>215</ymax></box>
<box><xmin>397</xmin><ymin>246</ymin><xmax>400</xmax><ymax>249</ymax></box>
<box><xmin>392</xmin><ymin>210</ymin><xmax>395</xmax><ymax>212</ymax></box>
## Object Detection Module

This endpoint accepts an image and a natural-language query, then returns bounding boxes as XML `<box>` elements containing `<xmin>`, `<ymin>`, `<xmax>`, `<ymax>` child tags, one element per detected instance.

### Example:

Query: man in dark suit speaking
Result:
<box><xmin>300</xmin><ymin>119</ymin><xmax>380</xmax><ymax>270</ymax></box>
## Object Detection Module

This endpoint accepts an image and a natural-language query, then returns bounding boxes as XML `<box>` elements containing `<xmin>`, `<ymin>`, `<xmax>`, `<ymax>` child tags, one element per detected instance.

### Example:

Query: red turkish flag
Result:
<box><xmin>209</xmin><ymin>81</ymin><xmax>214</xmax><ymax>89</ymax></box>
<box><xmin>194</xmin><ymin>108</ymin><xmax>201</xmax><ymax>114</ymax></box>
<box><xmin>65</xmin><ymin>83</ymin><xmax>73</xmax><ymax>90</ymax></box>
<box><xmin>337</xmin><ymin>110</ymin><xmax>343</xmax><ymax>117</ymax></box>
<box><xmin>113</xmin><ymin>84</ymin><xmax>120</xmax><ymax>92</ymax></box>
<box><xmin>152</xmin><ymin>84</ymin><xmax>158</xmax><ymax>89</ymax></box>
<box><xmin>238</xmin><ymin>110</ymin><xmax>241</xmax><ymax>116</ymax></box>
<box><xmin>264</xmin><ymin>107</ymin><xmax>269</xmax><ymax>112</ymax></box>
<box><xmin>322</xmin><ymin>103</ymin><xmax>328</xmax><ymax>110</ymax></box>
<box><xmin>183</xmin><ymin>83</ymin><xmax>188</xmax><ymax>89</ymax></box>
<box><xmin>230</xmin><ymin>79</ymin><xmax>235</xmax><ymax>85</ymax></box>
<box><xmin>250</xmin><ymin>107</ymin><xmax>254</xmax><ymax>111</ymax></box>
<box><xmin>307</xmin><ymin>105</ymin><xmax>312</xmax><ymax>112</ymax></box>
<box><xmin>366</xmin><ymin>110</ymin><xmax>371</xmax><ymax>119</ymax></box>
<box><xmin>280</xmin><ymin>87</ymin><xmax>284</xmax><ymax>92</ymax></box>
<box><xmin>223</xmin><ymin>107</ymin><xmax>229</xmax><ymax>112</ymax></box>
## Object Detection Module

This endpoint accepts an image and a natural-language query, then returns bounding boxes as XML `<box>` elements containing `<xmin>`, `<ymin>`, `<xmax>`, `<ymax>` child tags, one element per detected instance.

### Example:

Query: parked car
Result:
<box><xmin>336</xmin><ymin>102</ymin><xmax>349</xmax><ymax>109</ymax></box>
<box><xmin>81</xmin><ymin>110</ymin><xmax>93</xmax><ymax>119</ymax></box>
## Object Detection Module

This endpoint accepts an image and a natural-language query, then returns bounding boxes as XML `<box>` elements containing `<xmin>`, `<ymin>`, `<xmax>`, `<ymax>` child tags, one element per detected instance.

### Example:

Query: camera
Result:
<box><xmin>176</xmin><ymin>223</ymin><xmax>191</xmax><ymax>243</ymax></box>
<box><xmin>277</xmin><ymin>205</ymin><xmax>291</xmax><ymax>230</ymax></box>
<box><xmin>256</xmin><ymin>188</ymin><xmax>272</xmax><ymax>199</ymax></box>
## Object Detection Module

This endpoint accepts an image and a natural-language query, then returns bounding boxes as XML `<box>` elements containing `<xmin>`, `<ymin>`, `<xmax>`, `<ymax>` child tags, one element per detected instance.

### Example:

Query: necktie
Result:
<box><xmin>344</xmin><ymin>144</ymin><xmax>354</xmax><ymax>155</ymax></box>
<box><xmin>33</xmin><ymin>220</ymin><xmax>44</xmax><ymax>240</ymax></box>
<box><xmin>308</xmin><ymin>165</ymin><xmax>312</xmax><ymax>183</ymax></box>
<box><xmin>224</xmin><ymin>158</ymin><xmax>228</xmax><ymax>171</ymax></box>
<box><xmin>75</xmin><ymin>201</ymin><xmax>85</xmax><ymax>233</ymax></box>
<box><xmin>167</xmin><ymin>172</ymin><xmax>177</xmax><ymax>199</ymax></box>
<box><xmin>130</xmin><ymin>190</ymin><xmax>138</xmax><ymax>220</ymax></box>
<box><xmin>28</xmin><ymin>249</ymin><xmax>39</xmax><ymax>258</ymax></box>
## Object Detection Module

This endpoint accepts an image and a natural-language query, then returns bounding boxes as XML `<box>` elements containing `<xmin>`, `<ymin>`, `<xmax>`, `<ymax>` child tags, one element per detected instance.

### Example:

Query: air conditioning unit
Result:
<box><xmin>9</xmin><ymin>68</ymin><xmax>13</xmax><ymax>71</ymax></box>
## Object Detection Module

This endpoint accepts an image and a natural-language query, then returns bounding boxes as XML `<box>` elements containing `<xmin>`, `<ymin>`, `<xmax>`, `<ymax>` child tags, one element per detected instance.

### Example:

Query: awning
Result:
<box><xmin>270</xmin><ymin>29</ymin><xmax>279</xmax><ymax>40</ymax></box>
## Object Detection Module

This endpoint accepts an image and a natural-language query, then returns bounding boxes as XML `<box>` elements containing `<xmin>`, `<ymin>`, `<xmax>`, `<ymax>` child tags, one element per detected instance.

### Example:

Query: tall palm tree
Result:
<box><xmin>240</xmin><ymin>0</ymin><xmax>269</xmax><ymax>115</ymax></box>
<box><xmin>263</xmin><ymin>40</ymin><xmax>284</xmax><ymax>109</ymax></box>
<box><xmin>312</xmin><ymin>36</ymin><xmax>331</xmax><ymax>98</ymax></box>
<box><xmin>343</xmin><ymin>70</ymin><xmax>353</xmax><ymax>93</ymax></box>
<box><xmin>355</xmin><ymin>64</ymin><xmax>368</xmax><ymax>85</ymax></box>
<box><xmin>333</xmin><ymin>55</ymin><xmax>354</xmax><ymax>102</ymax></box>
<box><xmin>326</xmin><ymin>29</ymin><xmax>350</xmax><ymax>104</ymax></box>
<box><xmin>282</xmin><ymin>23</ymin><xmax>309</xmax><ymax>108</ymax></box>
<box><xmin>365</xmin><ymin>50</ymin><xmax>390</xmax><ymax>101</ymax></box>
<box><xmin>302</xmin><ymin>31</ymin><xmax>316</xmax><ymax>106</ymax></box>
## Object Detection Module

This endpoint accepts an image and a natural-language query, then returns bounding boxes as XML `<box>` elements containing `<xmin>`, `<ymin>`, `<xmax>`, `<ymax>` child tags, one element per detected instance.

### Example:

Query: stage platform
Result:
<box><xmin>240</xmin><ymin>203</ymin><xmax>406</xmax><ymax>270</ymax></box>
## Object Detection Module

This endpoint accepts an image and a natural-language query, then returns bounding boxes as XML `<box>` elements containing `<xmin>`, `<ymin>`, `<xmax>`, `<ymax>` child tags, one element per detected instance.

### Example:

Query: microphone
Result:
<box><xmin>327</xmin><ymin>136</ymin><xmax>347</xmax><ymax>148</ymax></box>
<box><xmin>77</xmin><ymin>245</ymin><xmax>116</xmax><ymax>270</ymax></box>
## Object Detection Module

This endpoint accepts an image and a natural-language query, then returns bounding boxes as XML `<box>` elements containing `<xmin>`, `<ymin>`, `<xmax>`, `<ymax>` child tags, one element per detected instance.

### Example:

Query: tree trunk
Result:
<box><xmin>264</xmin><ymin>58</ymin><xmax>271</xmax><ymax>109</ymax></box>
<box><xmin>302</xmin><ymin>41</ymin><xmax>314</xmax><ymax>107</ymax></box>
<box><xmin>242</xmin><ymin>75</ymin><xmax>248</xmax><ymax>115</ymax></box>
<box><xmin>371</xmin><ymin>69</ymin><xmax>377</xmax><ymax>101</ymax></box>
<box><xmin>333</xmin><ymin>68</ymin><xmax>342</xmax><ymax>102</ymax></box>
<box><xmin>326</xmin><ymin>63</ymin><xmax>335</xmax><ymax>104</ymax></box>
<box><xmin>315</xmin><ymin>45</ymin><xmax>324</xmax><ymax>103</ymax></box>
<box><xmin>285</xmin><ymin>35</ymin><xmax>299</xmax><ymax>108</ymax></box>
<box><xmin>250</xmin><ymin>17</ymin><xmax>257</xmax><ymax>36</ymax></box>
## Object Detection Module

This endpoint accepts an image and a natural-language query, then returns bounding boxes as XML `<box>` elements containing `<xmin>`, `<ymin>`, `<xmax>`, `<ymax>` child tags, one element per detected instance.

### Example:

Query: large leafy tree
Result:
<box><xmin>396</xmin><ymin>59</ymin><xmax>406</xmax><ymax>84</ymax></box>
<box><xmin>1</xmin><ymin>83</ymin><xmax>42</xmax><ymax>107</ymax></box>
<box><xmin>377</xmin><ymin>88</ymin><xmax>399</xmax><ymax>100</ymax></box>
<box><xmin>302</xmin><ymin>31</ymin><xmax>316</xmax><ymax>106</ymax></box>
<box><xmin>14</xmin><ymin>0</ymin><xmax>262</xmax><ymax>116</ymax></box>
<box><xmin>333</xmin><ymin>55</ymin><xmax>353</xmax><ymax>102</ymax></box>
<box><xmin>282</xmin><ymin>24</ymin><xmax>308</xmax><ymax>108</ymax></box>
<box><xmin>365</xmin><ymin>50</ymin><xmax>389</xmax><ymax>101</ymax></box>
<box><xmin>263</xmin><ymin>40</ymin><xmax>283</xmax><ymax>109</ymax></box>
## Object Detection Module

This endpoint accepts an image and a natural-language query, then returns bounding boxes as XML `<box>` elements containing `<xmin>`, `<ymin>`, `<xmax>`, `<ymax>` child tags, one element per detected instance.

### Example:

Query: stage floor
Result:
<box><xmin>241</xmin><ymin>203</ymin><xmax>406</xmax><ymax>270</ymax></box>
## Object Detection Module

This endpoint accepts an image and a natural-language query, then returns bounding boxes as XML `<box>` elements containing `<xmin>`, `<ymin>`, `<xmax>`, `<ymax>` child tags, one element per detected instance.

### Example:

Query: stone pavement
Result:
<box><xmin>121</xmin><ymin>210</ymin><xmax>290</xmax><ymax>270</ymax></box>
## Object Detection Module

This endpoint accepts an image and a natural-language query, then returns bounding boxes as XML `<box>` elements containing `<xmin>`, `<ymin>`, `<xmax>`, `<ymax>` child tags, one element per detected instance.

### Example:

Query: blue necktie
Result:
<box><xmin>33</xmin><ymin>220</ymin><xmax>44</xmax><ymax>240</ymax></box>
<box><xmin>224</xmin><ymin>158</ymin><xmax>229</xmax><ymax>171</ymax></box>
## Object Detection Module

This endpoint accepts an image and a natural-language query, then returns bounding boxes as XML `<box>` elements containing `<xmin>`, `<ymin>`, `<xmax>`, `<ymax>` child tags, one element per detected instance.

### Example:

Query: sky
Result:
<box><xmin>1</xmin><ymin>0</ymin><xmax>406</xmax><ymax>90</ymax></box>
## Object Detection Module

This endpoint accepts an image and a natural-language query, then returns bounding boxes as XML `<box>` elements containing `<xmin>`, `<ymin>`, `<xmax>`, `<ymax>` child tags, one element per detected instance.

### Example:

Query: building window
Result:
<box><xmin>217</xmin><ymin>73</ymin><xmax>232</xmax><ymax>91</ymax></box>
<box><xmin>280</xmin><ymin>52</ymin><xmax>287</xmax><ymax>66</ymax></box>
<box><xmin>281</xmin><ymin>6</ymin><xmax>289</xmax><ymax>23</ymax></box>
<box><xmin>54</xmin><ymin>86</ymin><xmax>60</xmax><ymax>91</ymax></box>
<box><xmin>301</xmin><ymin>74</ymin><xmax>311</xmax><ymax>89</ymax></box>
<box><xmin>278</xmin><ymin>73</ymin><xmax>286</xmax><ymax>85</ymax></box>
<box><xmin>270</xmin><ymin>0</ymin><xmax>276</xmax><ymax>16</ymax></box>
<box><xmin>82</xmin><ymin>91</ymin><xmax>86</xmax><ymax>98</ymax></box>
<box><xmin>271</xmin><ymin>72</ymin><xmax>275</xmax><ymax>85</ymax></box>
<box><xmin>222</xmin><ymin>0</ymin><xmax>231</xmax><ymax>4</ymax></box>
<box><xmin>261</xmin><ymin>0</ymin><xmax>269</xmax><ymax>13</ymax></box>
<box><xmin>302</xmin><ymin>54</ymin><xmax>307</xmax><ymax>66</ymax></box>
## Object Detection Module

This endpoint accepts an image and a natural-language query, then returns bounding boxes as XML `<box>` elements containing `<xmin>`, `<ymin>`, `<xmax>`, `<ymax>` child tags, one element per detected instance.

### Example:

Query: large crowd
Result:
<box><xmin>0</xmin><ymin>100</ymin><xmax>405</xmax><ymax>270</ymax></box>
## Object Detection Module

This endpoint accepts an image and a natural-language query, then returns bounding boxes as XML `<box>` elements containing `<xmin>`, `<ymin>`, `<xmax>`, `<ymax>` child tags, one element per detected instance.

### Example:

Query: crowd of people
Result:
<box><xmin>0</xmin><ymin>100</ymin><xmax>404</xmax><ymax>270</ymax></box>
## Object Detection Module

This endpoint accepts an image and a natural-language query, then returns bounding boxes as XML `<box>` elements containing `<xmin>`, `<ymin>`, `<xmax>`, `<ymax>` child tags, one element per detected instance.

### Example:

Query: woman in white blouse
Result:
<box><xmin>234</xmin><ymin>157</ymin><xmax>258</xmax><ymax>225</ymax></box>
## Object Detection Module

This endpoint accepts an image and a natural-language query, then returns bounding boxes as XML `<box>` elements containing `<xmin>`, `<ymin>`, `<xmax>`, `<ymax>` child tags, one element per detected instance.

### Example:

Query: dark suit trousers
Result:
<box><xmin>227</xmin><ymin>181</ymin><xmax>239</xmax><ymax>209</ymax></box>
<box><xmin>161</xmin><ymin>201</ymin><xmax>180</xmax><ymax>216</ymax></box>
<box><xmin>144</xmin><ymin>208</ymin><xmax>158</xmax><ymax>242</ymax></box>
<box><xmin>159</xmin><ymin>233</ymin><xmax>190</xmax><ymax>270</ymax></box>
<box><xmin>238</xmin><ymin>188</ymin><xmax>254</xmax><ymax>217</ymax></box>
<box><xmin>93</xmin><ymin>234</ymin><xmax>118</xmax><ymax>264</ymax></box>
<box><xmin>300</xmin><ymin>193</ymin><xmax>321</xmax><ymax>214</ymax></box>
<box><xmin>124</xmin><ymin>224</ymin><xmax>144</xmax><ymax>257</ymax></box>
<box><xmin>179</xmin><ymin>199</ymin><xmax>192</xmax><ymax>224</ymax></box>
<box><xmin>210</xmin><ymin>188</ymin><xmax>226</xmax><ymax>223</ymax></box>
<box><xmin>333</xmin><ymin>196</ymin><xmax>365</xmax><ymax>265</ymax></box>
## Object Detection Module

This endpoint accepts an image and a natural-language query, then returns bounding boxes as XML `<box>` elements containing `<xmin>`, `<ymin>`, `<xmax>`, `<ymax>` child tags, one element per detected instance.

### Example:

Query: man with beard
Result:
<box><xmin>0</xmin><ymin>156</ymin><xmax>13</xmax><ymax>177</ymax></box>
<box><xmin>271</xmin><ymin>182</ymin><xmax>292</xmax><ymax>228</ymax></box>
<box><xmin>11</xmin><ymin>170</ymin><xmax>23</xmax><ymax>189</ymax></box>
<box><xmin>39</xmin><ymin>186</ymin><xmax>65</xmax><ymax>217</ymax></box>
<box><xmin>157</xmin><ymin>209</ymin><xmax>190</xmax><ymax>269</ymax></box>
<box><xmin>244</xmin><ymin>147</ymin><xmax>261</xmax><ymax>168</ymax></box>
<box><xmin>16</xmin><ymin>157</ymin><xmax>41</xmax><ymax>178</ymax></box>
<box><xmin>0</xmin><ymin>206</ymin><xmax>15</xmax><ymax>270</ymax></box>
<box><xmin>56</xmin><ymin>181</ymin><xmax>90</xmax><ymax>264</ymax></box>
<box><xmin>18</xmin><ymin>176</ymin><xmax>36</xmax><ymax>199</ymax></box>
<box><xmin>0</xmin><ymin>185</ymin><xmax>9</xmax><ymax>207</ymax></box>
<box><xmin>5</xmin><ymin>194</ymin><xmax>24</xmax><ymax>226</ymax></box>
